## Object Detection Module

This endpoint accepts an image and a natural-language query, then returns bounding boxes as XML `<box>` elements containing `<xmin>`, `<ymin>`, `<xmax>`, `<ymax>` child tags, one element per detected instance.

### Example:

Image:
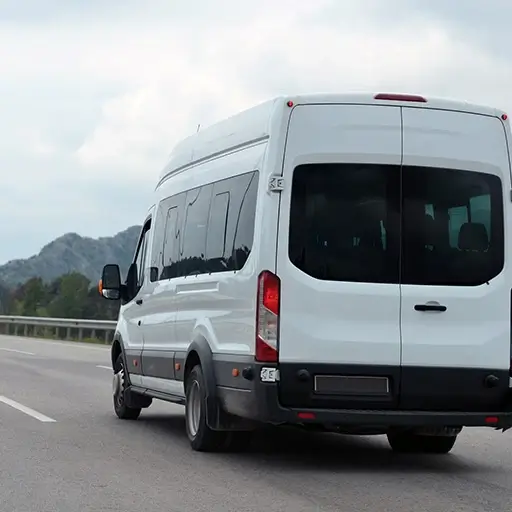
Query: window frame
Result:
<box><xmin>180</xmin><ymin>183</ymin><xmax>214</xmax><ymax>276</ymax></box>
<box><xmin>287</xmin><ymin>162</ymin><xmax>401</xmax><ymax>284</ymax></box>
<box><xmin>150</xmin><ymin>170</ymin><xmax>259</xmax><ymax>282</ymax></box>
<box><xmin>129</xmin><ymin>217</ymin><xmax>152</xmax><ymax>298</ymax></box>
<box><xmin>401</xmin><ymin>165</ymin><xmax>504</xmax><ymax>287</ymax></box>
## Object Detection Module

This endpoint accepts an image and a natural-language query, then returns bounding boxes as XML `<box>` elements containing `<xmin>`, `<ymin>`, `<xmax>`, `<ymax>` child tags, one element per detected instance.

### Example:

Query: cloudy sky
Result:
<box><xmin>0</xmin><ymin>0</ymin><xmax>511</xmax><ymax>263</ymax></box>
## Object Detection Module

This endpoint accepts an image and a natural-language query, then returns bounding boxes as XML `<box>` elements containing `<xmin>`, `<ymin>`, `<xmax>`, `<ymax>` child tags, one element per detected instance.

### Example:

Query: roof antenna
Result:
<box><xmin>196</xmin><ymin>123</ymin><xmax>201</xmax><ymax>133</ymax></box>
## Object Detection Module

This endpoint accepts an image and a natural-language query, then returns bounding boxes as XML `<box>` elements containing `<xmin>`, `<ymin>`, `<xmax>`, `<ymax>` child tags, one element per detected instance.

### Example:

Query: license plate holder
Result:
<box><xmin>314</xmin><ymin>375</ymin><xmax>389</xmax><ymax>396</ymax></box>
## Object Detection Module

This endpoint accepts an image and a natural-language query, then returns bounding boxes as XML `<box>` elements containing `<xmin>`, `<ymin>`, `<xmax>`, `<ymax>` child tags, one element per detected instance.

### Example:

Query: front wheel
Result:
<box><xmin>113</xmin><ymin>354</ymin><xmax>141</xmax><ymax>420</ymax></box>
<box><xmin>387</xmin><ymin>431</ymin><xmax>457</xmax><ymax>454</ymax></box>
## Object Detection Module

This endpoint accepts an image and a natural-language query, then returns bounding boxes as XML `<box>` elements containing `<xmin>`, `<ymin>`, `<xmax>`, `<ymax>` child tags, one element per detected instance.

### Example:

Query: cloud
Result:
<box><xmin>0</xmin><ymin>0</ymin><xmax>511</xmax><ymax>263</ymax></box>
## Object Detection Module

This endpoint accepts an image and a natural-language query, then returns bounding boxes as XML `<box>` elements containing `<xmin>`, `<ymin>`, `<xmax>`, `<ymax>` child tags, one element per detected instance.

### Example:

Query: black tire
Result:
<box><xmin>387</xmin><ymin>431</ymin><xmax>457</xmax><ymax>454</ymax></box>
<box><xmin>224</xmin><ymin>431</ymin><xmax>253</xmax><ymax>452</ymax></box>
<box><xmin>185</xmin><ymin>365</ymin><xmax>227</xmax><ymax>451</ymax></box>
<box><xmin>113</xmin><ymin>354</ymin><xmax>141</xmax><ymax>420</ymax></box>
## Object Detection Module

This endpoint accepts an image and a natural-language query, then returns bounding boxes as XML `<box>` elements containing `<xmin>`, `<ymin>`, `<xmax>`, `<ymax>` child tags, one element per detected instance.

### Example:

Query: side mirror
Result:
<box><xmin>99</xmin><ymin>264</ymin><xmax>121</xmax><ymax>300</ymax></box>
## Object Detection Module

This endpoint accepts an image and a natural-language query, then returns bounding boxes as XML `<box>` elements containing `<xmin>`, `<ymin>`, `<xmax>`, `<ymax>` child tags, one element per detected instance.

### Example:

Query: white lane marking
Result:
<box><xmin>0</xmin><ymin>347</ymin><xmax>35</xmax><ymax>356</ymax></box>
<box><xmin>0</xmin><ymin>396</ymin><xmax>56</xmax><ymax>423</ymax></box>
<box><xmin>96</xmin><ymin>365</ymin><xmax>112</xmax><ymax>370</ymax></box>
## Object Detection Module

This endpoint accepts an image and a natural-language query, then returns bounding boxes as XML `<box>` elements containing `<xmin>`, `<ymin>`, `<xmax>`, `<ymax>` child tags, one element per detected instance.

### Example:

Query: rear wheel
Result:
<box><xmin>113</xmin><ymin>354</ymin><xmax>141</xmax><ymax>420</ymax></box>
<box><xmin>387</xmin><ymin>431</ymin><xmax>457</xmax><ymax>454</ymax></box>
<box><xmin>185</xmin><ymin>365</ymin><xmax>227</xmax><ymax>451</ymax></box>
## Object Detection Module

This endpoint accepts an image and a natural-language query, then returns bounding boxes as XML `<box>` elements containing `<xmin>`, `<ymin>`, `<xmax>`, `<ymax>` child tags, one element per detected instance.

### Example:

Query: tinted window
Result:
<box><xmin>151</xmin><ymin>171</ymin><xmax>259</xmax><ymax>279</ymax></box>
<box><xmin>402</xmin><ymin>167</ymin><xmax>503</xmax><ymax>286</ymax></box>
<box><xmin>288</xmin><ymin>164</ymin><xmax>400</xmax><ymax>283</ymax></box>
<box><xmin>149</xmin><ymin>205</ymin><xmax>166</xmax><ymax>282</ymax></box>
<box><xmin>135</xmin><ymin>226</ymin><xmax>150</xmax><ymax>286</ymax></box>
<box><xmin>180</xmin><ymin>184</ymin><xmax>213</xmax><ymax>276</ymax></box>
<box><xmin>161</xmin><ymin>193</ymin><xmax>186</xmax><ymax>280</ymax></box>
<box><xmin>205</xmin><ymin>171</ymin><xmax>259</xmax><ymax>273</ymax></box>
<box><xmin>220</xmin><ymin>172</ymin><xmax>259</xmax><ymax>271</ymax></box>
<box><xmin>206</xmin><ymin>191</ymin><xmax>230</xmax><ymax>272</ymax></box>
<box><xmin>233</xmin><ymin>171</ymin><xmax>258</xmax><ymax>270</ymax></box>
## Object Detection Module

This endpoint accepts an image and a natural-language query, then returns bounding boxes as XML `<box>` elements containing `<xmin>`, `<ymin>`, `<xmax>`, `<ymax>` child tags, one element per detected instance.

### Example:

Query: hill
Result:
<box><xmin>0</xmin><ymin>226</ymin><xmax>141</xmax><ymax>288</ymax></box>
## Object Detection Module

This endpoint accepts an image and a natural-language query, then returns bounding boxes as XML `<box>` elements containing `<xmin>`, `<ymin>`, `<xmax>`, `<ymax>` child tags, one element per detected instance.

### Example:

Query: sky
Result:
<box><xmin>0</xmin><ymin>0</ymin><xmax>511</xmax><ymax>263</ymax></box>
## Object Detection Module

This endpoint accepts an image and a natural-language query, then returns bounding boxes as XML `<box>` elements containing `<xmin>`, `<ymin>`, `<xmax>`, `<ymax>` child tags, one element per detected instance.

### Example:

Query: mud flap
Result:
<box><xmin>124</xmin><ymin>386</ymin><xmax>153</xmax><ymax>409</ymax></box>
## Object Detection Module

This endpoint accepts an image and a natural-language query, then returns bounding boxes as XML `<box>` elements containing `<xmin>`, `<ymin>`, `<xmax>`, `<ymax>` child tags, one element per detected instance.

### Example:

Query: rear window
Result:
<box><xmin>402</xmin><ymin>166</ymin><xmax>504</xmax><ymax>286</ymax></box>
<box><xmin>288</xmin><ymin>164</ymin><xmax>504</xmax><ymax>286</ymax></box>
<box><xmin>288</xmin><ymin>163</ymin><xmax>400</xmax><ymax>284</ymax></box>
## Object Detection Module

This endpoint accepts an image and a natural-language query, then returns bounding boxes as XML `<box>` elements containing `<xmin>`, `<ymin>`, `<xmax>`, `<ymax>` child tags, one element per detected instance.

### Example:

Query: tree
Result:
<box><xmin>5</xmin><ymin>272</ymin><xmax>120</xmax><ymax>320</ymax></box>
<box><xmin>0</xmin><ymin>282</ymin><xmax>11</xmax><ymax>314</ymax></box>
<box><xmin>47</xmin><ymin>273</ymin><xmax>92</xmax><ymax>318</ymax></box>
<box><xmin>20</xmin><ymin>277</ymin><xmax>47</xmax><ymax>316</ymax></box>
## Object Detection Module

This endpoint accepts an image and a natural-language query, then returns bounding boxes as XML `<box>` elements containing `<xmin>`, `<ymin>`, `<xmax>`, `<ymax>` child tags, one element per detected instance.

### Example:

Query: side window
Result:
<box><xmin>180</xmin><ymin>184</ymin><xmax>213</xmax><ymax>276</ymax></box>
<box><xmin>232</xmin><ymin>171</ymin><xmax>259</xmax><ymax>270</ymax></box>
<box><xmin>160</xmin><ymin>193</ymin><xmax>186</xmax><ymax>280</ymax></box>
<box><xmin>133</xmin><ymin>221</ymin><xmax>151</xmax><ymax>288</ymax></box>
<box><xmin>149</xmin><ymin>201</ymin><xmax>166</xmax><ymax>282</ymax></box>
<box><xmin>148</xmin><ymin>170</ymin><xmax>259</xmax><ymax>279</ymax></box>
<box><xmin>134</xmin><ymin>237</ymin><xmax>144</xmax><ymax>284</ymax></box>
<box><xmin>162</xmin><ymin>207</ymin><xmax>180</xmax><ymax>279</ymax></box>
<box><xmin>448</xmin><ymin>205</ymin><xmax>468</xmax><ymax>248</ymax></box>
<box><xmin>206</xmin><ymin>191</ymin><xmax>230</xmax><ymax>272</ymax></box>
<box><xmin>470</xmin><ymin>194</ymin><xmax>491</xmax><ymax>235</ymax></box>
<box><xmin>206</xmin><ymin>171</ymin><xmax>259</xmax><ymax>273</ymax></box>
<box><xmin>288</xmin><ymin>163</ymin><xmax>400</xmax><ymax>283</ymax></box>
<box><xmin>222</xmin><ymin>172</ymin><xmax>258</xmax><ymax>271</ymax></box>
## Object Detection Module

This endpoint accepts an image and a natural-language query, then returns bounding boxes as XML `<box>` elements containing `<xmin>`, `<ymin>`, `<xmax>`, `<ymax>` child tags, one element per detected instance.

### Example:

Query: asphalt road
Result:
<box><xmin>0</xmin><ymin>335</ymin><xmax>511</xmax><ymax>512</ymax></box>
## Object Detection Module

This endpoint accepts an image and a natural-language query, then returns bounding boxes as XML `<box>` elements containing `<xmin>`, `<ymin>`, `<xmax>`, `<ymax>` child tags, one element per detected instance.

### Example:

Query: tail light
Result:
<box><xmin>255</xmin><ymin>271</ymin><xmax>280</xmax><ymax>362</ymax></box>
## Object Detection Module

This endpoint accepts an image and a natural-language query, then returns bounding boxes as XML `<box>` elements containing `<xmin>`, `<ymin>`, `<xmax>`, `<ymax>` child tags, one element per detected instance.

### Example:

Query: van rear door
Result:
<box><xmin>400</xmin><ymin>107</ymin><xmax>511</xmax><ymax>411</ymax></box>
<box><xmin>276</xmin><ymin>104</ymin><xmax>402</xmax><ymax>410</ymax></box>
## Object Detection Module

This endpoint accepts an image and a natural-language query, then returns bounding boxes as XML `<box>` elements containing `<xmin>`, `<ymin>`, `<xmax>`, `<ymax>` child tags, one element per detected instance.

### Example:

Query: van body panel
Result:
<box><xmin>400</xmin><ymin>107</ymin><xmax>510</xmax><ymax>371</ymax></box>
<box><xmin>276</xmin><ymin>104</ymin><xmax>402</xmax><ymax>369</ymax></box>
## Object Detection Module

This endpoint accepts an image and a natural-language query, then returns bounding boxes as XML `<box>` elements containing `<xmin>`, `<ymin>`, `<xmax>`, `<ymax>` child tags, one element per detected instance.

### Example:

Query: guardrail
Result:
<box><xmin>0</xmin><ymin>315</ymin><xmax>117</xmax><ymax>344</ymax></box>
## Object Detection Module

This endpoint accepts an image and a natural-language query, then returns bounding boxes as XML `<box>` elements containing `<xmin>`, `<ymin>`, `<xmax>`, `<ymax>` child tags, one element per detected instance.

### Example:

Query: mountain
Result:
<box><xmin>0</xmin><ymin>226</ymin><xmax>141</xmax><ymax>288</ymax></box>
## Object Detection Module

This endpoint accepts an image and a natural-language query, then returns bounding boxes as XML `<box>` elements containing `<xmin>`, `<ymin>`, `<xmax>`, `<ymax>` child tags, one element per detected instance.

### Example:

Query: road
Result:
<box><xmin>0</xmin><ymin>336</ymin><xmax>510</xmax><ymax>512</ymax></box>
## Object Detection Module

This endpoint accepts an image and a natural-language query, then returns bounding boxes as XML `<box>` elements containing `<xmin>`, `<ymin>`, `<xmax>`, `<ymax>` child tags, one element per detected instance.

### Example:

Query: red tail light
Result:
<box><xmin>255</xmin><ymin>271</ymin><xmax>280</xmax><ymax>362</ymax></box>
<box><xmin>374</xmin><ymin>93</ymin><xmax>427</xmax><ymax>103</ymax></box>
<box><xmin>297</xmin><ymin>412</ymin><xmax>316</xmax><ymax>420</ymax></box>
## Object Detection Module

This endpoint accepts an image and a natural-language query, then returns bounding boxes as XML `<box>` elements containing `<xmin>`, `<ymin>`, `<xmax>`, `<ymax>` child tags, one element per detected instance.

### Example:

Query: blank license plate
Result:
<box><xmin>314</xmin><ymin>375</ymin><xmax>389</xmax><ymax>396</ymax></box>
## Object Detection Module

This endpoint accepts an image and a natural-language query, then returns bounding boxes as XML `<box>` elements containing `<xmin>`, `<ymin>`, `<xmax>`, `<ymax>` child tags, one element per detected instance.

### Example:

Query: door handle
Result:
<box><xmin>135</xmin><ymin>298</ymin><xmax>143</xmax><ymax>305</ymax></box>
<box><xmin>414</xmin><ymin>303</ymin><xmax>447</xmax><ymax>312</ymax></box>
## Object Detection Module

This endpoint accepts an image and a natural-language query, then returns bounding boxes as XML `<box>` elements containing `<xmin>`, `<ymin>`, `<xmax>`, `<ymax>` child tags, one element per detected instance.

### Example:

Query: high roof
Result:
<box><xmin>158</xmin><ymin>98</ymin><xmax>281</xmax><ymax>184</ymax></box>
<box><xmin>157</xmin><ymin>92</ymin><xmax>505</xmax><ymax>185</ymax></box>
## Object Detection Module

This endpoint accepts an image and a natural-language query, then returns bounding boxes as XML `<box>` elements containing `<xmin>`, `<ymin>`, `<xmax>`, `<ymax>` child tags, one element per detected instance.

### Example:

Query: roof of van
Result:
<box><xmin>157</xmin><ymin>93</ymin><xmax>506</xmax><ymax>185</ymax></box>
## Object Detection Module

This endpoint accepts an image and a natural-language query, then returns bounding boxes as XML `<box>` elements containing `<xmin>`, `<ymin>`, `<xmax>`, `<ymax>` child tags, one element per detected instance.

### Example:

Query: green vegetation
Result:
<box><xmin>0</xmin><ymin>225</ymin><xmax>140</xmax><ymax>343</ymax></box>
<box><xmin>1</xmin><ymin>272</ymin><xmax>120</xmax><ymax>320</ymax></box>
<box><xmin>0</xmin><ymin>272</ymin><xmax>120</xmax><ymax>343</ymax></box>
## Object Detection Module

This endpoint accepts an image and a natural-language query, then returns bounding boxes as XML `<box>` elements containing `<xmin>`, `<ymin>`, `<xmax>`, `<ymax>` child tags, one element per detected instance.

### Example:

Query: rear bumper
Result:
<box><xmin>219</xmin><ymin>382</ymin><xmax>512</xmax><ymax>429</ymax></box>
<box><xmin>216</xmin><ymin>362</ymin><xmax>512</xmax><ymax>430</ymax></box>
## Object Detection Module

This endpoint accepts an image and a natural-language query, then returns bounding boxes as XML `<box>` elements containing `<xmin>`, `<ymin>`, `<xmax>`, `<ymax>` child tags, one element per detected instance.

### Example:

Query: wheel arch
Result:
<box><xmin>111</xmin><ymin>335</ymin><xmax>123</xmax><ymax>368</ymax></box>
<box><xmin>185</xmin><ymin>336</ymin><xmax>219</xmax><ymax>428</ymax></box>
<box><xmin>110</xmin><ymin>334</ymin><xmax>132</xmax><ymax>385</ymax></box>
